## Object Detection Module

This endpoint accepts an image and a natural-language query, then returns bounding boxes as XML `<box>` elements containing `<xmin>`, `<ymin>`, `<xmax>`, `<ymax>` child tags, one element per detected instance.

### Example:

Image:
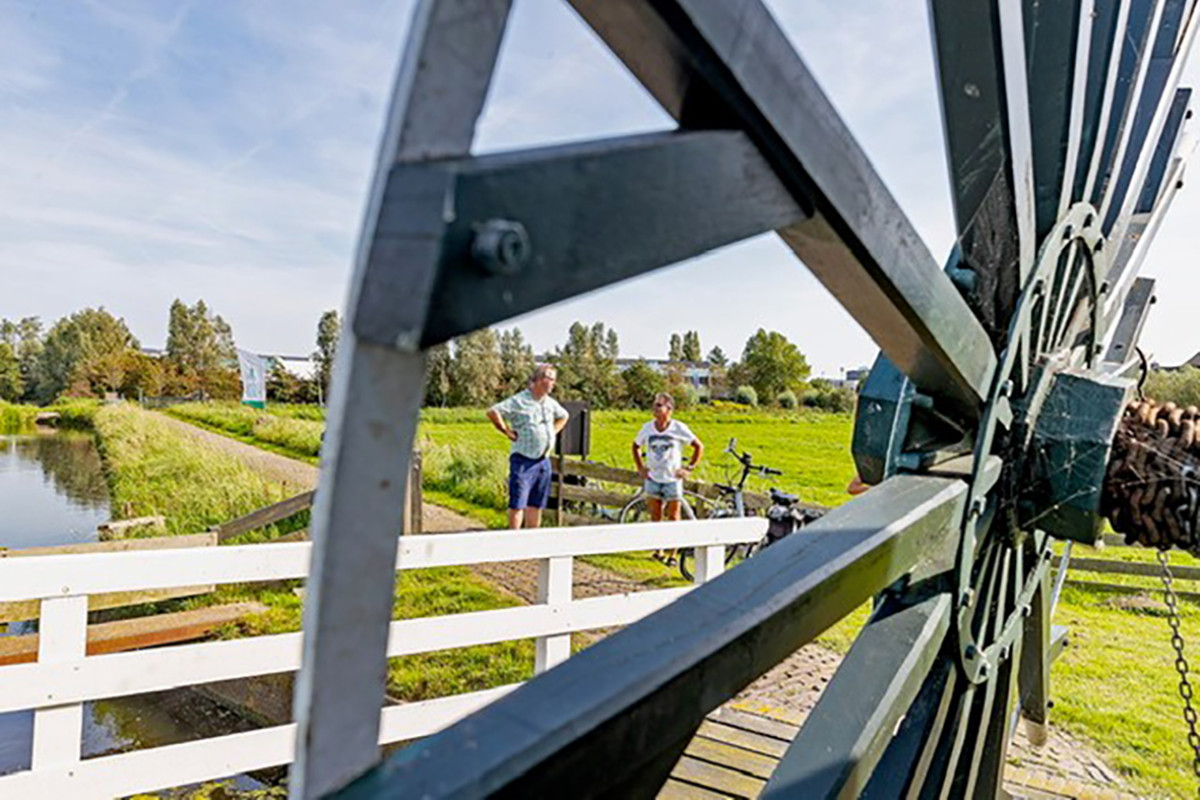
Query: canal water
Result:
<box><xmin>0</xmin><ymin>431</ymin><xmax>264</xmax><ymax>790</ymax></box>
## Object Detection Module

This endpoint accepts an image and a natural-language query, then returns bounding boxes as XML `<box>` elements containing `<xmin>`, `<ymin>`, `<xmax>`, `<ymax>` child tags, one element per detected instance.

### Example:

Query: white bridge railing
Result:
<box><xmin>0</xmin><ymin>518</ymin><xmax>765</xmax><ymax>799</ymax></box>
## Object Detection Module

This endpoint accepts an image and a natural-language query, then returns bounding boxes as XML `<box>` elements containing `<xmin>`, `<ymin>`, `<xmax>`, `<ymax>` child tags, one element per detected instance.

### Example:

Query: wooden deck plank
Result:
<box><xmin>683</xmin><ymin>737</ymin><xmax>778</xmax><ymax>780</ymax></box>
<box><xmin>670</xmin><ymin>756</ymin><xmax>765</xmax><ymax>799</ymax></box>
<box><xmin>709</xmin><ymin>707</ymin><xmax>799</xmax><ymax>741</ymax></box>
<box><xmin>0</xmin><ymin>602</ymin><xmax>266</xmax><ymax>666</ymax></box>
<box><xmin>658</xmin><ymin>778</ymin><xmax>734</xmax><ymax>799</ymax></box>
<box><xmin>696</xmin><ymin>720</ymin><xmax>788</xmax><ymax>759</ymax></box>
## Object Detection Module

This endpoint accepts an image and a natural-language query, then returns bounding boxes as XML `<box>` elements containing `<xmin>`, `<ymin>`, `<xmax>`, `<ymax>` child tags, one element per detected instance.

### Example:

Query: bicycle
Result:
<box><xmin>677</xmin><ymin>439</ymin><xmax>824</xmax><ymax>580</ymax></box>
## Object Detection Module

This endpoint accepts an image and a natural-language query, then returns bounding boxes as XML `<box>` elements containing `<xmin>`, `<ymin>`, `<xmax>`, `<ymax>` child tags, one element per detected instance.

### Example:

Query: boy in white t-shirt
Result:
<box><xmin>631</xmin><ymin>392</ymin><xmax>704</xmax><ymax>564</ymax></box>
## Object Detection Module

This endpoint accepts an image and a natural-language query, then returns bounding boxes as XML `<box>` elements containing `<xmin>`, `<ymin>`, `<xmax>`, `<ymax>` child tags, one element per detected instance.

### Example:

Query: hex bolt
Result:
<box><xmin>980</xmin><ymin>661</ymin><xmax>991</xmax><ymax>677</ymax></box>
<box><xmin>965</xmin><ymin>643</ymin><xmax>979</xmax><ymax>659</ymax></box>
<box><xmin>961</xmin><ymin>588</ymin><xmax>976</xmax><ymax>608</ymax></box>
<box><xmin>472</xmin><ymin>219</ymin><xmax>531</xmax><ymax>277</ymax></box>
<box><xmin>1000</xmin><ymin>380</ymin><xmax>1013</xmax><ymax>398</ymax></box>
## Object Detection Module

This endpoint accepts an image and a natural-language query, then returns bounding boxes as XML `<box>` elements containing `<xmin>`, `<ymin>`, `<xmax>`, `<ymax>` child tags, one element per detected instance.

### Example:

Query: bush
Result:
<box><xmin>802</xmin><ymin>381</ymin><xmax>856</xmax><ymax>413</ymax></box>
<box><xmin>675</xmin><ymin>385</ymin><xmax>701</xmax><ymax>410</ymax></box>
<box><xmin>733</xmin><ymin>385</ymin><xmax>758</xmax><ymax>407</ymax></box>
<box><xmin>0</xmin><ymin>401</ymin><xmax>39</xmax><ymax>433</ymax></box>
<box><xmin>777</xmin><ymin>390</ymin><xmax>798</xmax><ymax>409</ymax></box>
<box><xmin>1145</xmin><ymin>366</ymin><xmax>1200</xmax><ymax>408</ymax></box>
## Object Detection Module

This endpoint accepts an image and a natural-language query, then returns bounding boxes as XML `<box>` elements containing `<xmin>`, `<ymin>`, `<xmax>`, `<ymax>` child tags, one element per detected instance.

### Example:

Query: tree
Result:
<box><xmin>166</xmin><ymin>299</ymin><xmax>239</xmax><ymax>400</ymax></box>
<box><xmin>33</xmin><ymin>308</ymin><xmax>139</xmax><ymax>401</ymax></box>
<box><xmin>166</xmin><ymin>299</ymin><xmax>237</xmax><ymax>373</ymax></box>
<box><xmin>0</xmin><ymin>342</ymin><xmax>22</xmax><ymax>401</ymax></box>
<box><xmin>424</xmin><ymin>343</ymin><xmax>453</xmax><ymax>406</ymax></box>
<box><xmin>1</xmin><ymin>317</ymin><xmax>43</xmax><ymax>401</ymax></box>
<box><xmin>621</xmin><ymin>360</ymin><xmax>666</xmax><ymax>409</ymax></box>
<box><xmin>268</xmin><ymin>362</ymin><xmax>319</xmax><ymax>404</ymax></box>
<box><xmin>312</xmin><ymin>310</ymin><xmax>340</xmax><ymax>400</ymax></box>
<box><xmin>682</xmin><ymin>330</ymin><xmax>702</xmax><ymax>362</ymax></box>
<box><xmin>707</xmin><ymin>346</ymin><xmax>728</xmax><ymax>367</ymax></box>
<box><xmin>553</xmin><ymin>321</ymin><xmax>621</xmax><ymax>407</ymax></box>
<box><xmin>450</xmin><ymin>329</ymin><xmax>504</xmax><ymax>406</ymax></box>
<box><xmin>498</xmin><ymin>328</ymin><xmax>536</xmax><ymax>395</ymax></box>
<box><xmin>739</xmin><ymin>329</ymin><xmax>811</xmax><ymax>402</ymax></box>
<box><xmin>120</xmin><ymin>352</ymin><xmax>167</xmax><ymax>399</ymax></box>
<box><xmin>668</xmin><ymin>333</ymin><xmax>684</xmax><ymax>362</ymax></box>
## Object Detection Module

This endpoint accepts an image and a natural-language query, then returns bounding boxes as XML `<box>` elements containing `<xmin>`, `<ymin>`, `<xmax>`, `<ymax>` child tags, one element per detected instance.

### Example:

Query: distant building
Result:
<box><xmin>827</xmin><ymin>366</ymin><xmax>870</xmax><ymax>391</ymax></box>
<box><xmin>614</xmin><ymin>358</ymin><xmax>711</xmax><ymax>389</ymax></box>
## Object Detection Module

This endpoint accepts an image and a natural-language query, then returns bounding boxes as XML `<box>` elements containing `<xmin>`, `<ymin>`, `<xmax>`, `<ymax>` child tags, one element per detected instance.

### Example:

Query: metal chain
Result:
<box><xmin>1157</xmin><ymin>549</ymin><xmax>1200</xmax><ymax>794</ymax></box>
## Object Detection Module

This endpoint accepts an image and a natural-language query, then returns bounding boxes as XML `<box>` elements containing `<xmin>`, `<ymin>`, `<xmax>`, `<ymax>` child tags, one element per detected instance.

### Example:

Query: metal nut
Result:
<box><xmin>472</xmin><ymin>219</ymin><xmax>531</xmax><ymax>276</ymax></box>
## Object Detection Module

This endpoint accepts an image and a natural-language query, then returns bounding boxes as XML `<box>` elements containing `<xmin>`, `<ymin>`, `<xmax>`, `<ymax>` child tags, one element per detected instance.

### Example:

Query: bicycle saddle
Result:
<box><xmin>770</xmin><ymin>488</ymin><xmax>798</xmax><ymax>505</ymax></box>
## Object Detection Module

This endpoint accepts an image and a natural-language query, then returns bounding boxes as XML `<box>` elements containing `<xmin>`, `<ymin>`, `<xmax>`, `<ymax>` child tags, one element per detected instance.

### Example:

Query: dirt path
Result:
<box><xmin>164</xmin><ymin>414</ymin><xmax>1134</xmax><ymax>798</ymax></box>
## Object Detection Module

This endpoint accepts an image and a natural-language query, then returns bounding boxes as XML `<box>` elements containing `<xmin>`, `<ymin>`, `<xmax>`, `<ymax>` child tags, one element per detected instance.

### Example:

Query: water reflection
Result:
<box><xmin>0</xmin><ymin>433</ymin><xmax>270</xmax><ymax>792</ymax></box>
<box><xmin>0</xmin><ymin>690</ymin><xmax>265</xmax><ymax>788</ymax></box>
<box><xmin>0</xmin><ymin>432</ymin><xmax>110</xmax><ymax>549</ymax></box>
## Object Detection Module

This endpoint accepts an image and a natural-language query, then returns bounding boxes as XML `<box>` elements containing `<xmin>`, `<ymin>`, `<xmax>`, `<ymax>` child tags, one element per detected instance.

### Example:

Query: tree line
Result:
<box><xmin>422</xmin><ymin>322</ymin><xmax>855</xmax><ymax>412</ymax></box>
<box><xmin>0</xmin><ymin>302</ymin><xmax>342</xmax><ymax>405</ymax></box>
<box><xmin>0</xmin><ymin>301</ymin><xmax>238</xmax><ymax>403</ymax></box>
<box><xmin>0</xmin><ymin>302</ymin><xmax>855</xmax><ymax>413</ymax></box>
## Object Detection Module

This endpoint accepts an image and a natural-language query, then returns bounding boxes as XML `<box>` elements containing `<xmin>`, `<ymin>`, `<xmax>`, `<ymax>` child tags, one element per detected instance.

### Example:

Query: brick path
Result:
<box><xmin>732</xmin><ymin>646</ymin><xmax>1138</xmax><ymax>799</ymax></box>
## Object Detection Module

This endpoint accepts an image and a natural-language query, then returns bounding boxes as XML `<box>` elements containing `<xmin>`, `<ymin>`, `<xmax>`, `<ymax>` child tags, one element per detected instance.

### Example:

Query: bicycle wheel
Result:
<box><xmin>677</xmin><ymin>540</ymin><xmax>739</xmax><ymax>582</ymax></box>
<box><xmin>618</xmin><ymin>493</ymin><xmax>650</xmax><ymax>524</ymax></box>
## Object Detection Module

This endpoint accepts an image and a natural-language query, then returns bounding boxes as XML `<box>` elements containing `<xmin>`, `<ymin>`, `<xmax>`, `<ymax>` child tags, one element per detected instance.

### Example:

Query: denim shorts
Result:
<box><xmin>509</xmin><ymin>453</ymin><xmax>552</xmax><ymax>510</ymax></box>
<box><xmin>643</xmin><ymin>478</ymin><xmax>683</xmax><ymax>501</ymax></box>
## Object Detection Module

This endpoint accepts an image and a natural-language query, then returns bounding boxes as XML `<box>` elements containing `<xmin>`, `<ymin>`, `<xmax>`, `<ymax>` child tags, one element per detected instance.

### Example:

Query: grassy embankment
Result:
<box><xmin>0</xmin><ymin>400</ymin><xmax>42</xmax><ymax>433</ymax></box>
<box><xmin>53</xmin><ymin>403</ymin><xmax>533</xmax><ymax>703</ymax></box>
<box><xmin>167</xmin><ymin>400</ymin><xmax>1200</xmax><ymax>797</ymax></box>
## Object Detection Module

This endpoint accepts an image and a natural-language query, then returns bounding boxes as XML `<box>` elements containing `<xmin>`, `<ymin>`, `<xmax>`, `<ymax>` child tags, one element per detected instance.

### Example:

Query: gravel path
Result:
<box><xmin>163</xmin><ymin>413</ymin><xmax>1133</xmax><ymax>797</ymax></box>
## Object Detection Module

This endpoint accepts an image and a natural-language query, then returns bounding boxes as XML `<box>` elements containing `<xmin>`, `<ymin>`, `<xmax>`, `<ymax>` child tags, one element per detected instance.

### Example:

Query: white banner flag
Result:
<box><xmin>237</xmin><ymin>349</ymin><xmax>268</xmax><ymax>408</ymax></box>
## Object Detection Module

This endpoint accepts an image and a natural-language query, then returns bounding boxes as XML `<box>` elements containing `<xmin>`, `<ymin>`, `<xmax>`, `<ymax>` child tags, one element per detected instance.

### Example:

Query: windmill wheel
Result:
<box><xmin>289</xmin><ymin>2</ymin><xmax>1198</xmax><ymax>798</ymax></box>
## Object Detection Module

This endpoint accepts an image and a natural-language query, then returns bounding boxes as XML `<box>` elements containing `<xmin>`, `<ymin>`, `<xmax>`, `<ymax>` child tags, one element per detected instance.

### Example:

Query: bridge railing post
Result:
<box><xmin>31</xmin><ymin>594</ymin><xmax>88</xmax><ymax>770</ymax></box>
<box><xmin>535</xmin><ymin>555</ymin><xmax>573</xmax><ymax>673</ymax></box>
<box><xmin>693</xmin><ymin>544</ymin><xmax>726</xmax><ymax>585</ymax></box>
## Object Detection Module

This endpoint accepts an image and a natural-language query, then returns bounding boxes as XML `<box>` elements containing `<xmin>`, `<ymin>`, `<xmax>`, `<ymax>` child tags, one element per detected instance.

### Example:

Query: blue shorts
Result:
<box><xmin>644</xmin><ymin>478</ymin><xmax>683</xmax><ymax>501</ymax></box>
<box><xmin>509</xmin><ymin>453</ymin><xmax>552</xmax><ymax>510</ymax></box>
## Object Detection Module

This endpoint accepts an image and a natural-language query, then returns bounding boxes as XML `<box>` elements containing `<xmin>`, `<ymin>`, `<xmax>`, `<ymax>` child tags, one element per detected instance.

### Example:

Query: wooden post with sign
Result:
<box><xmin>553</xmin><ymin>402</ymin><xmax>591</xmax><ymax>527</ymax></box>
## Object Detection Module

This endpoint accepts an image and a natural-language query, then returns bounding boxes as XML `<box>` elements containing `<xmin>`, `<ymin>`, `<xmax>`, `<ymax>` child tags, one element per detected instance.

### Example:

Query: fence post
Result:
<box><xmin>693</xmin><ymin>545</ymin><xmax>726</xmax><ymax>585</ymax></box>
<box><xmin>409</xmin><ymin>451</ymin><xmax>423</xmax><ymax>535</ymax></box>
<box><xmin>535</xmin><ymin>556</ymin><xmax>573</xmax><ymax>673</ymax></box>
<box><xmin>31</xmin><ymin>595</ymin><xmax>88</xmax><ymax>769</ymax></box>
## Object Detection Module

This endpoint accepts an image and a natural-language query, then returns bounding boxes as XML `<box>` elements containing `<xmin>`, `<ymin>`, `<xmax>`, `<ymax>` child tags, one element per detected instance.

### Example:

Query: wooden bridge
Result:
<box><xmin>0</xmin><ymin>517</ymin><xmax>764</xmax><ymax>797</ymax></box>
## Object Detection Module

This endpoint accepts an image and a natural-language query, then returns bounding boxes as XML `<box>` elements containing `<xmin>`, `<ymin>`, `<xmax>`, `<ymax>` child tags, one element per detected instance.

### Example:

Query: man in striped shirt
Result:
<box><xmin>487</xmin><ymin>365</ymin><xmax>570</xmax><ymax>529</ymax></box>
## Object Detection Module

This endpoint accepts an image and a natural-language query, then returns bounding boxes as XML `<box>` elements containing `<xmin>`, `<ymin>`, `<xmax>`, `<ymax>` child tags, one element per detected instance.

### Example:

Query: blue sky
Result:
<box><xmin>1</xmin><ymin>1</ymin><xmax>1197</xmax><ymax>376</ymax></box>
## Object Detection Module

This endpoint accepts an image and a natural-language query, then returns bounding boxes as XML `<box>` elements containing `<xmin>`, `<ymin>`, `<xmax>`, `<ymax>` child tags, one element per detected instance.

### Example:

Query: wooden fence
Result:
<box><xmin>1055</xmin><ymin>534</ymin><xmax>1200</xmax><ymax>600</ymax></box>
<box><xmin>209</xmin><ymin>452</ymin><xmax>423</xmax><ymax>540</ymax></box>
<box><xmin>548</xmin><ymin>457</ymin><xmax>825</xmax><ymax>525</ymax></box>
